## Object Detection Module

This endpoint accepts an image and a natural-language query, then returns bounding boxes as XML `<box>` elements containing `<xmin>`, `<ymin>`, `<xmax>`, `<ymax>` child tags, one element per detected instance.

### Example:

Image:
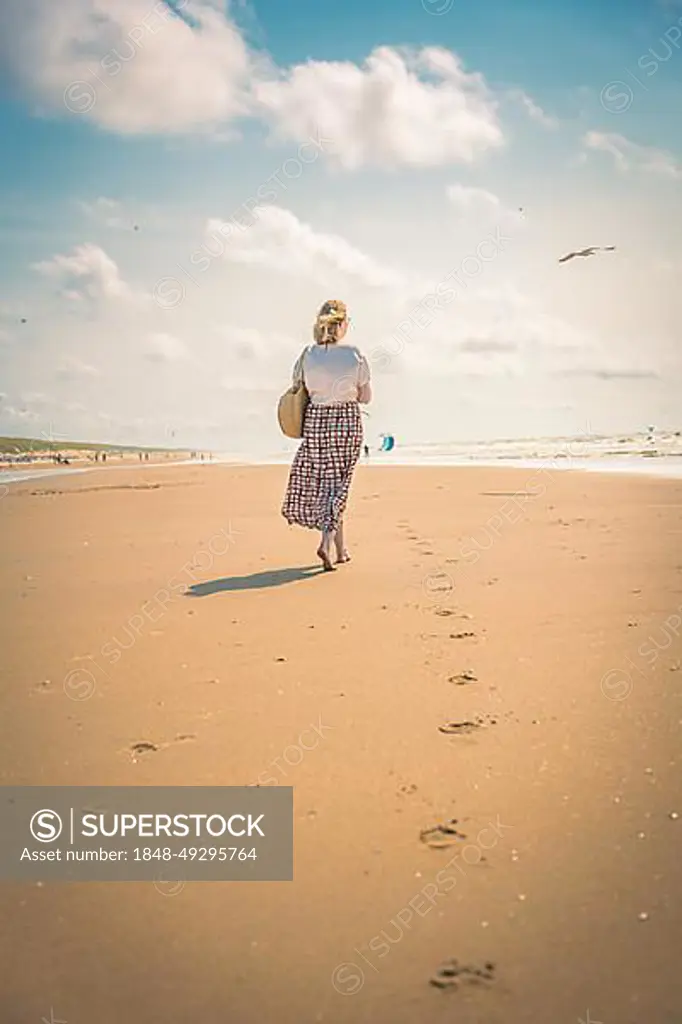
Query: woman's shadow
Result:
<box><xmin>185</xmin><ymin>564</ymin><xmax>324</xmax><ymax>597</ymax></box>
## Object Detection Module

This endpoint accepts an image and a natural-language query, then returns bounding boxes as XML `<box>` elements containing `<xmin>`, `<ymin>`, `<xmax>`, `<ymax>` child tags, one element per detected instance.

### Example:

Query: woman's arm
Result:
<box><xmin>356</xmin><ymin>354</ymin><xmax>372</xmax><ymax>404</ymax></box>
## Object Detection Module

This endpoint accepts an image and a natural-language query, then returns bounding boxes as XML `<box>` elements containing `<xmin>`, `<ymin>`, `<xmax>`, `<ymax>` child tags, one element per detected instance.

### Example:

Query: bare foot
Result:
<box><xmin>335</xmin><ymin>549</ymin><xmax>351</xmax><ymax>564</ymax></box>
<box><xmin>316</xmin><ymin>545</ymin><xmax>335</xmax><ymax>572</ymax></box>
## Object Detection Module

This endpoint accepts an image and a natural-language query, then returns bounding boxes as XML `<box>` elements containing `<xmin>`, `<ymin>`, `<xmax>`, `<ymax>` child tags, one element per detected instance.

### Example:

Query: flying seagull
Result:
<box><xmin>558</xmin><ymin>246</ymin><xmax>615</xmax><ymax>263</ymax></box>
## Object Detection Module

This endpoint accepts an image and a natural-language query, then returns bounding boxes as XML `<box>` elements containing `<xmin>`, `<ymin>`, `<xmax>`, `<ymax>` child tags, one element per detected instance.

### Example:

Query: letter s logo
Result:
<box><xmin>30</xmin><ymin>809</ymin><xmax>63</xmax><ymax>842</ymax></box>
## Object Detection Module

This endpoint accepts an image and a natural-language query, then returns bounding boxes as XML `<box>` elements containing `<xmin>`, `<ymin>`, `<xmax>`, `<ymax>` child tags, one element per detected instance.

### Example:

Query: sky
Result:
<box><xmin>0</xmin><ymin>0</ymin><xmax>681</xmax><ymax>452</ymax></box>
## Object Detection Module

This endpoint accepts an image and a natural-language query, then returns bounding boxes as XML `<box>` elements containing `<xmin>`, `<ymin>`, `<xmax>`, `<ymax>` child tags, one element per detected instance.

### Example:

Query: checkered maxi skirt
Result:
<box><xmin>282</xmin><ymin>402</ymin><xmax>363</xmax><ymax>533</ymax></box>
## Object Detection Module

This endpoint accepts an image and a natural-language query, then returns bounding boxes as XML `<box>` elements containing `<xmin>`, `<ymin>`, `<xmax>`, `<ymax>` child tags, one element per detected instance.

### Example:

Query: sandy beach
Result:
<box><xmin>1</xmin><ymin>461</ymin><xmax>681</xmax><ymax>1024</ymax></box>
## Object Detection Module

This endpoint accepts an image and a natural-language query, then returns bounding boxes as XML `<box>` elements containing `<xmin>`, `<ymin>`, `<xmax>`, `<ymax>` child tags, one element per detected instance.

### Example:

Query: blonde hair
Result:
<box><xmin>313</xmin><ymin>299</ymin><xmax>347</xmax><ymax>345</ymax></box>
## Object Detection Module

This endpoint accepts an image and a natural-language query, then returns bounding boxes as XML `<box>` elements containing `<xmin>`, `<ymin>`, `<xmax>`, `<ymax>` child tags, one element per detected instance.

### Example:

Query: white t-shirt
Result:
<box><xmin>293</xmin><ymin>343</ymin><xmax>371</xmax><ymax>406</ymax></box>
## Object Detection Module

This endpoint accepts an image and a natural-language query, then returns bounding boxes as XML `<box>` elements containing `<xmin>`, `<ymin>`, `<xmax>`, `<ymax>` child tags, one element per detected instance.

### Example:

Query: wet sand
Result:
<box><xmin>1</xmin><ymin>462</ymin><xmax>681</xmax><ymax>1024</ymax></box>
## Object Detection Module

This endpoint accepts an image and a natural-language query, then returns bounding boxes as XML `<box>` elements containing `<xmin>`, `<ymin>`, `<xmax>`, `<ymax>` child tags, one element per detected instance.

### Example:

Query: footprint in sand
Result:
<box><xmin>439</xmin><ymin>713</ymin><xmax>498</xmax><ymax>735</ymax></box>
<box><xmin>424</xmin><ymin>572</ymin><xmax>453</xmax><ymax>594</ymax></box>
<box><xmin>420</xmin><ymin>820</ymin><xmax>467</xmax><ymax>847</ymax></box>
<box><xmin>448</xmin><ymin>670</ymin><xmax>477</xmax><ymax>684</ymax></box>
<box><xmin>433</xmin><ymin>610</ymin><xmax>474</xmax><ymax>621</ymax></box>
<box><xmin>438</xmin><ymin>720</ymin><xmax>481</xmax><ymax>735</ymax></box>
<box><xmin>449</xmin><ymin>631</ymin><xmax>476</xmax><ymax>640</ymax></box>
<box><xmin>429</xmin><ymin>959</ymin><xmax>496</xmax><ymax>990</ymax></box>
<box><xmin>130</xmin><ymin>733</ymin><xmax>198</xmax><ymax>757</ymax></box>
<box><xmin>398</xmin><ymin>783</ymin><xmax>418</xmax><ymax>796</ymax></box>
<box><xmin>130</xmin><ymin>741</ymin><xmax>158</xmax><ymax>755</ymax></box>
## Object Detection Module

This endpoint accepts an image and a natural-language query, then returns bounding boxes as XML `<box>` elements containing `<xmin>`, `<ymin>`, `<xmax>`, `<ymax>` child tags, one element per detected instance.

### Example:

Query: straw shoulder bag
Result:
<box><xmin>277</xmin><ymin>348</ymin><xmax>310</xmax><ymax>439</ymax></box>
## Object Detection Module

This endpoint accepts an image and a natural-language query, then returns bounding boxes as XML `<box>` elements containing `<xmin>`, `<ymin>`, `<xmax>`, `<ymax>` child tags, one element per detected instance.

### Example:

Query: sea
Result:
<box><xmin>2</xmin><ymin>431</ymin><xmax>682</xmax><ymax>487</ymax></box>
<box><xmin>211</xmin><ymin>430</ymin><xmax>682</xmax><ymax>478</ymax></box>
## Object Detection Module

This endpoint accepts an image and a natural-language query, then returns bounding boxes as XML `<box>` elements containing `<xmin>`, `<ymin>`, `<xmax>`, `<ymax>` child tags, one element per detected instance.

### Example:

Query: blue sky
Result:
<box><xmin>0</xmin><ymin>0</ymin><xmax>681</xmax><ymax>449</ymax></box>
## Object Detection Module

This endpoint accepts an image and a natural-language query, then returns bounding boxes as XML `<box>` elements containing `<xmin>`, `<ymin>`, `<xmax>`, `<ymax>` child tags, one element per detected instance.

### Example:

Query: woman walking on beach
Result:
<box><xmin>282</xmin><ymin>299</ymin><xmax>372</xmax><ymax>571</ymax></box>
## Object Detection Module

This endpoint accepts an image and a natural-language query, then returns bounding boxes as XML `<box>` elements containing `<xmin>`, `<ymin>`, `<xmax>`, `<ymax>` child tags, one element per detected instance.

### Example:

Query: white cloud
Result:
<box><xmin>446</xmin><ymin>184</ymin><xmax>502</xmax><ymax>215</ymax></box>
<box><xmin>508</xmin><ymin>89</ymin><xmax>558</xmax><ymax>129</ymax></box>
<box><xmin>402</xmin><ymin>286</ymin><xmax>595</xmax><ymax>378</ymax></box>
<box><xmin>456</xmin><ymin>337</ymin><xmax>518</xmax><ymax>353</ymax></box>
<box><xmin>2</xmin><ymin>405</ymin><xmax>40</xmax><ymax>423</ymax></box>
<box><xmin>34</xmin><ymin>243</ymin><xmax>132</xmax><ymax>300</ymax></box>
<box><xmin>214</xmin><ymin>324</ymin><xmax>301</xmax><ymax>389</ymax></box>
<box><xmin>20</xmin><ymin>391</ymin><xmax>49</xmax><ymax>405</ymax></box>
<box><xmin>206</xmin><ymin>205</ymin><xmax>410</xmax><ymax>289</ymax></box>
<box><xmin>583</xmin><ymin>131</ymin><xmax>682</xmax><ymax>179</ymax></box>
<box><xmin>5</xmin><ymin>174</ymin><xmax>680</xmax><ymax>449</ymax></box>
<box><xmin>0</xmin><ymin>0</ymin><xmax>253</xmax><ymax>135</ymax></box>
<box><xmin>254</xmin><ymin>46</ymin><xmax>504</xmax><ymax>169</ymax></box>
<box><xmin>78</xmin><ymin>196</ymin><xmax>170</xmax><ymax>234</ymax></box>
<box><xmin>56</xmin><ymin>356</ymin><xmax>102</xmax><ymax>379</ymax></box>
<box><xmin>556</xmin><ymin>364</ymin><xmax>661</xmax><ymax>381</ymax></box>
<box><xmin>445</xmin><ymin>184</ymin><xmax>523</xmax><ymax>229</ymax></box>
<box><xmin>1</xmin><ymin>2</ymin><xmax>543</xmax><ymax>175</ymax></box>
<box><xmin>216</xmin><ymin>324</ymin><xmax>293</xmax><ymax>361</ymax></box>
<box><xmin>79</xmin><ymin>197</ymin><xmax>128</xmax><ymax>229</ymax></box>
<box><xmin>143</xmin><ymin>332</ymin><xmax>190</xmax><ymax>363</ymax></box>
<box><xmin>201</xmin><ymin>205</ymin><xmax>624</xmax><ymax>393</ymax></box>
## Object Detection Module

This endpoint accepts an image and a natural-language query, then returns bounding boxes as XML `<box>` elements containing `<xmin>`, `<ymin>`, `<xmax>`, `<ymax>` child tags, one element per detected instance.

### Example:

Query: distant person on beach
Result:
<box><xmin>364</xmin><ymin>444</ymin><xmax>370</xmax><ymax>459</ymax></box>
<box><xmin>282</xmin><ymin>299</ymin><xmax>372</xmax><ymax>571</ymax></box>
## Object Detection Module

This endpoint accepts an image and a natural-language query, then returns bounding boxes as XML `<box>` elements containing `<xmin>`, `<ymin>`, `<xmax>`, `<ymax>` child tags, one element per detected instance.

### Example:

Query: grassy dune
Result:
<box><xmin>0</xmin><ymin>435</ymin><xmax>181</xmax><ymax>455</ymax></box>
